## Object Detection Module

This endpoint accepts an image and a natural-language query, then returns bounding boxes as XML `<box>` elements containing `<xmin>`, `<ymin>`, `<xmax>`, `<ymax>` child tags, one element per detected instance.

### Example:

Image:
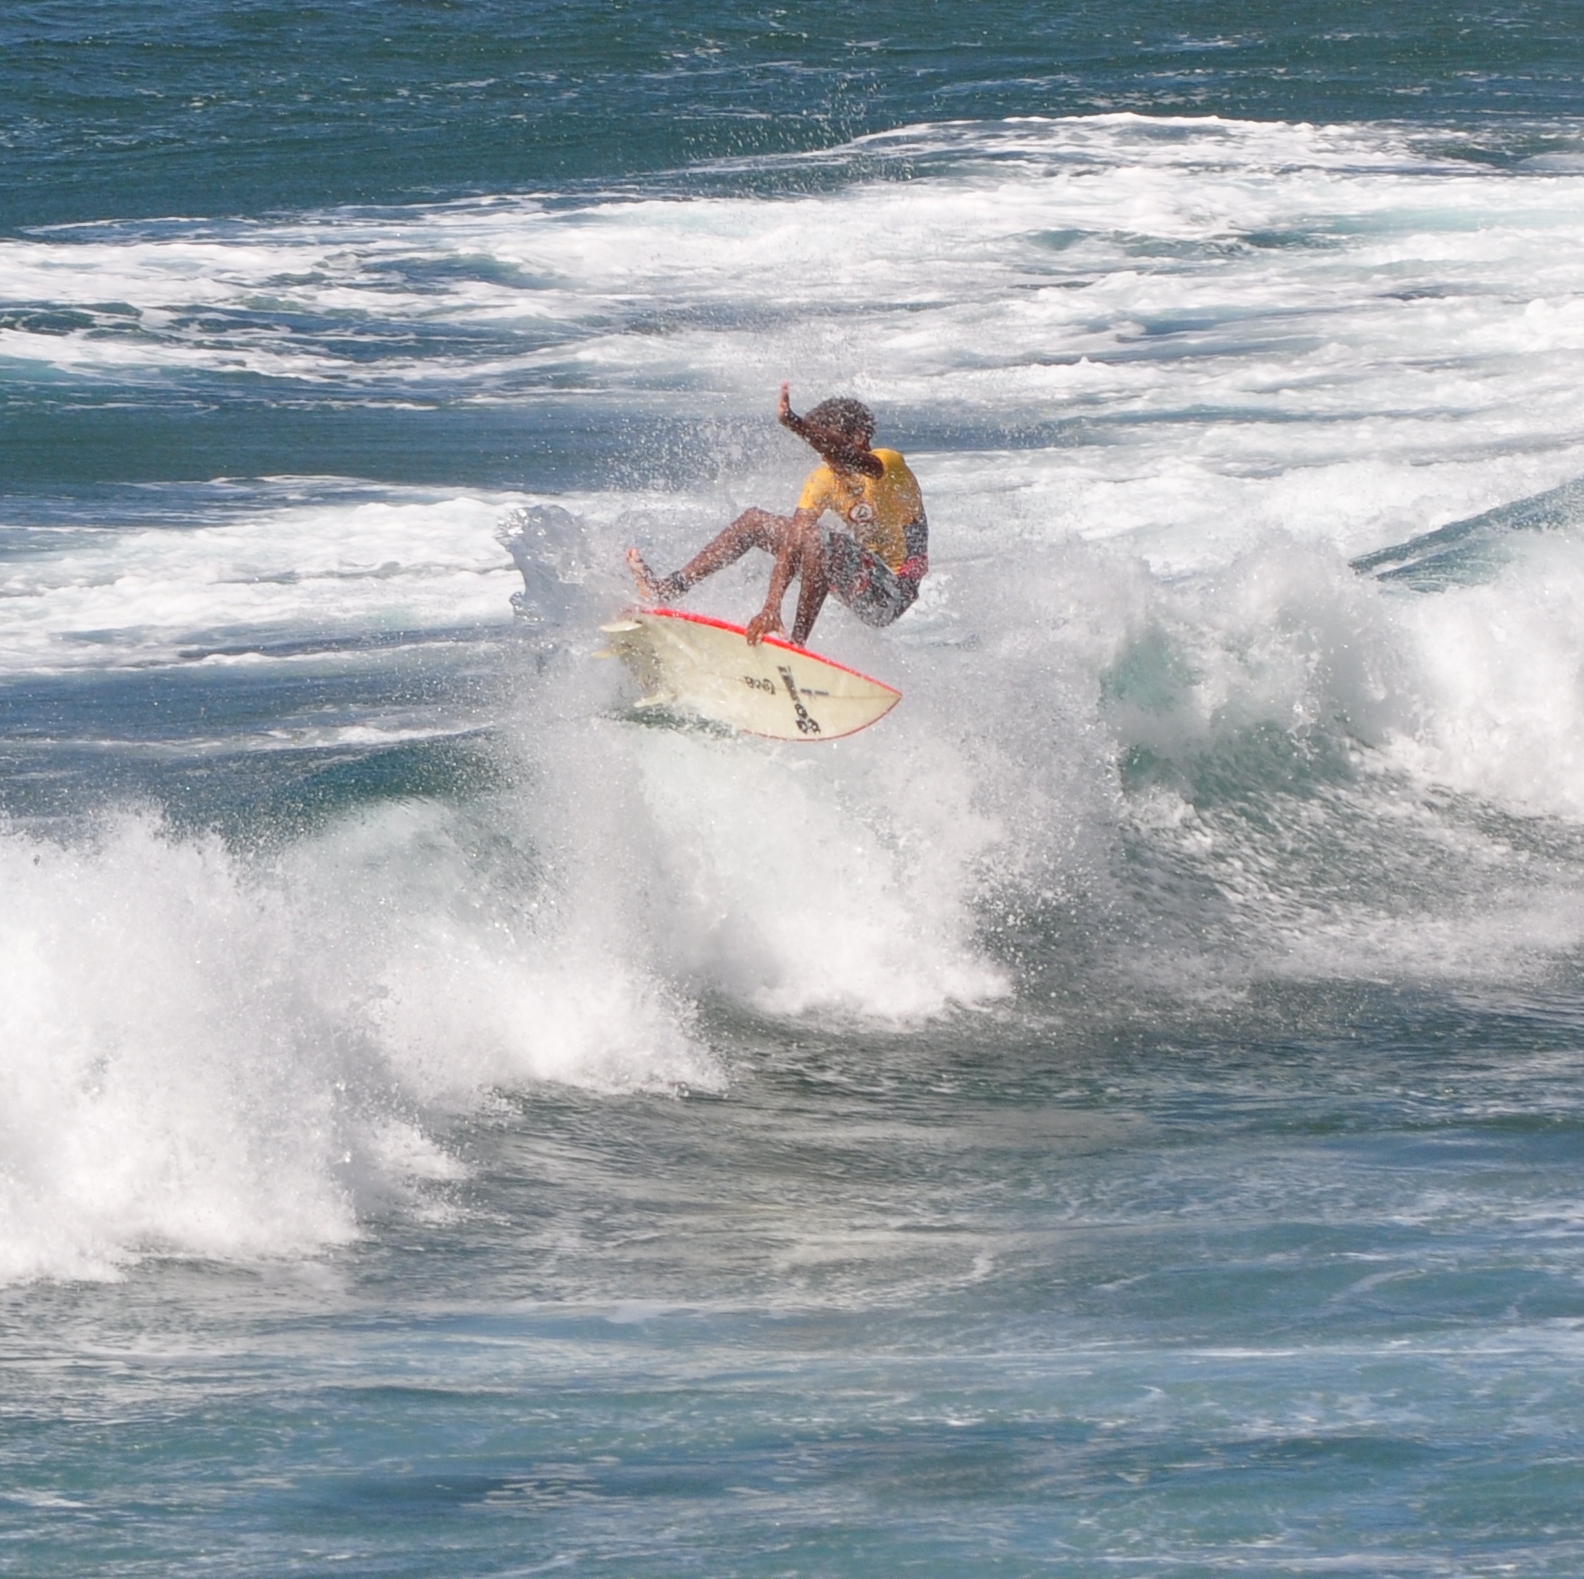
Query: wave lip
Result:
<box><xmin>1353</xmin><ymin>475</ymin><xmax>1584</xmax><ymax>591</ymax></box>
<box><xmin>0</xmin><ymin>806</ymin><xmax>717</xmax><ymax>1287</ymax></box>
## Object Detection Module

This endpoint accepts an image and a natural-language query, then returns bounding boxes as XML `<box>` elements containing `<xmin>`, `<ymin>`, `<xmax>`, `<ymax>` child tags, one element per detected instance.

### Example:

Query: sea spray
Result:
<box><xmin>0</xmin><ymin>799</ymin><xmax>714</xmax><ymax>1284</ymax></box>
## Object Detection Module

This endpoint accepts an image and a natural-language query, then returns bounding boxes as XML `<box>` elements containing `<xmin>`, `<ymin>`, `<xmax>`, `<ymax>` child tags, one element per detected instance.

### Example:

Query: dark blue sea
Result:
<box><xmin>6</xmin><ymin>4</ymin><xmax>1584</xmax><ymax>1573</ymax></box>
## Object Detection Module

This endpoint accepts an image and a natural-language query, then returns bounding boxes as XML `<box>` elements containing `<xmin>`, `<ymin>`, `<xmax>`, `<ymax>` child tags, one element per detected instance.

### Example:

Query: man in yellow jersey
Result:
<box><xmin>626</xmin><ymin>383</ymin><xmax>928</xmax><ymax>647</ymax></box>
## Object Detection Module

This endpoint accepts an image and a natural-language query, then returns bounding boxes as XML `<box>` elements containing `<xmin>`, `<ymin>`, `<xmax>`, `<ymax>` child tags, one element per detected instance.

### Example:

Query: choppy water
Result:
<box><xmin>6</xmin><ymin>5</ymin><xmax>1584</xmax><ymax>1575</ymax></box>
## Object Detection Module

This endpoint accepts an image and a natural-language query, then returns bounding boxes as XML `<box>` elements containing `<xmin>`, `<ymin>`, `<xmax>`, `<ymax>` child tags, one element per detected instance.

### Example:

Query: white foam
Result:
<box><xmin>1388</xmin><ymin>533</ymin><xmax>1584</xmax><ymax>820</ymax></box>
<box><xmin>627</xmin><ymin>728</ymin><xmax>1008</xmax><ymax>1019</ymax></box>
<box><xmin>484</xmin><ymin>632</ymin><xmax>1011</xmax><ymax>1024</ymax></box>
<box><xmin>0</xmin><ymin>806</ymin><xmax>716</xmax><ymax>1285</ymax></box>
<box><xmin>0</xmin><ymin>491</ymin><xmax>519</xmax><ymax>672</ymax></box>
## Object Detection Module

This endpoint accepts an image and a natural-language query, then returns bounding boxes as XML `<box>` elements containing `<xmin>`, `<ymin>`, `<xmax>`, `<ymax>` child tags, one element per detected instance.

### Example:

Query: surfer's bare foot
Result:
<box><xmin>625</xmin><ymin>547</ymin><xmax>668</xmax><ymax>603</ymax></box>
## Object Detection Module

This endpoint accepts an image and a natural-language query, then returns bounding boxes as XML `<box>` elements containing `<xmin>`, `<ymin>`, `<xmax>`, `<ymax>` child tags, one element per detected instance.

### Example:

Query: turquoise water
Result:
<box><xmin>7</xmin><ymin>2</ymin><xmax>1579</xmax><ymax>230</ymax></box>
<box><xmin>6</xmin><ymin>5</ymin><xmax>1584</xmax><ymax>1574</ymax></box>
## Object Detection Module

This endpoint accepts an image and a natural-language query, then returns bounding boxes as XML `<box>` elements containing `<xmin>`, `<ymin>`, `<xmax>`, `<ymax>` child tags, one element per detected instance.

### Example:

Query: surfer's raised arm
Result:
<box><xmin>777</xmin><ymin>382</ymin><xmax>884</xmax><ymax>480</ymax></box>
<box><xmin>626</xmin><ymin>383</ymin><xmax>928</xmax><ymax>648</ymax></box>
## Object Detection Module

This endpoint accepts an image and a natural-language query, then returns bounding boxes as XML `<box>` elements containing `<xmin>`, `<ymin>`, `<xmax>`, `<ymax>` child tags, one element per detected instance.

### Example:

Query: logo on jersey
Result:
<box><xmin>848</xmin><ymin>501</ymin><xmax>876</xmax><ymax>525</ymax></box>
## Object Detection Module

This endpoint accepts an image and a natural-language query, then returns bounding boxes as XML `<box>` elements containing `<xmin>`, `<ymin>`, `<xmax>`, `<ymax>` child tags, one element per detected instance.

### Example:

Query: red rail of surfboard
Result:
<box><xmin>631</xmin><ymin>606</ymin><xmax>902</xmax><ymax>699</ymax></box>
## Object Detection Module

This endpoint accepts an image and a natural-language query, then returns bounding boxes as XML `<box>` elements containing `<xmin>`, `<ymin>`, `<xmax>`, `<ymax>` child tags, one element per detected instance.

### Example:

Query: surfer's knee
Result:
<box><xmin>722</xmin><ymin>507</ymin><xmax>781</xmax><ymax>554</ymax></box>
<box><xmin>780</xmin><ymin>512</ymin><xmax>821</xmax><ymax>559</ymax></box>
<box><xmin>748</xmin><ymin>509</ymin><xmax>815</xmax><ymax>558</ymax></box>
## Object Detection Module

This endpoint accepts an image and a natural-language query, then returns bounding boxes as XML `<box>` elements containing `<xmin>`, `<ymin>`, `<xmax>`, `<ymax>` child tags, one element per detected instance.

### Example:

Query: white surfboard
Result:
<box><xmin>597</xmin><ymin>608</ymin><xmax>901</xmax><ymax>742</ymax></box>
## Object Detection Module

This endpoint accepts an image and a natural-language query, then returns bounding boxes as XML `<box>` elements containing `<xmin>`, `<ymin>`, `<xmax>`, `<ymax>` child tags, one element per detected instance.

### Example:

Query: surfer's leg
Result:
<box><xmin>747</xmin><ymin>513</ymin><xmax>829</xmax><ymax>645</ymax></box>
<box><xmin>790</xmin><ymin>523</ymin><xmax>830</xmax><ymax>646</ymax></box>
<box><xmin>629</xmin><ymin>509</ymin><xmax>785</xmax><ymax>602</ymax></box>
<box><xmin>673</xmin><ymin>509</ymin><xmax>783</xmax><ymax>587</ymax></box>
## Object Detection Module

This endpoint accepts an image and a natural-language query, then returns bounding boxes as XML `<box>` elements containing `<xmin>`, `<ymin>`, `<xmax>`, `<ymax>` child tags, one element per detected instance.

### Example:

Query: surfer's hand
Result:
<box><xmin>777</xmin><ymin>382</ymin><xmax>798</xmax><ymax>432</ymax></box>
<box><xmin>745</xmin><ymin>606</ymin><xmax>784</xmax><ymax>646</ymax></box>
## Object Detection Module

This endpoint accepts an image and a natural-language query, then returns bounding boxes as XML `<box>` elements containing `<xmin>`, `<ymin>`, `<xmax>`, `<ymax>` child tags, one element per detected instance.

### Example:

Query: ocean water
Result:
<box><xmin>6</xmin><ymin>4</ymin><xmax>1584</xmax><ymax>1574</ymax></box>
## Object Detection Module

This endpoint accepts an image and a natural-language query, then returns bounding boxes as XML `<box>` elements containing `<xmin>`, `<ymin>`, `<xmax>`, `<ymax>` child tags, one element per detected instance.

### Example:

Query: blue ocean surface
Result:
<box><xmin>6</xmin><ymin>3</ymin><xmax>1584</xmax><ymax>1574</ymax></box>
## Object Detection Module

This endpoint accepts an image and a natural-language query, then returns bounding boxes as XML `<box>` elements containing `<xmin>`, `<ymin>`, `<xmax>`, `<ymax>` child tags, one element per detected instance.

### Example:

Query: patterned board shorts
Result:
<box><xmin>821</xmin><ymin>525</ymin><xmax>920</xmax><ymax>628</ymax></box>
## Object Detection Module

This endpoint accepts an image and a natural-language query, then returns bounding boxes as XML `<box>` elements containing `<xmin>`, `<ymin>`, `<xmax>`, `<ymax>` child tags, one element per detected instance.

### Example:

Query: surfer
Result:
<box><xmin>626</xmin><ymin>384</ymin><xmax>928</xmax><ymax>646</ymax></box>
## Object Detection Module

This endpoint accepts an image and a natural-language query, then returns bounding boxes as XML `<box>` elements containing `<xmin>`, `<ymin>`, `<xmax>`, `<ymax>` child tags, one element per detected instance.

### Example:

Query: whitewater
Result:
<box><xmin>8</xmin><ymin>93</ymin><xmax>1584</xmax><ymax>1575</ymax></box>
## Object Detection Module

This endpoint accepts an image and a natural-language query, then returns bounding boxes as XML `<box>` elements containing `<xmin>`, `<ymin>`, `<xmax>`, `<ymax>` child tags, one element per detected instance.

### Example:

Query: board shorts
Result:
<box><xmin>821</xmin><ymin>524</ymin><xmax>920</xmax><ymax>628</ymax></box>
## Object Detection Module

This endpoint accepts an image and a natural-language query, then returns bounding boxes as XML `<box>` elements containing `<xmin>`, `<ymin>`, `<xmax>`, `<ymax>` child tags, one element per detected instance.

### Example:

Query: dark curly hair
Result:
<box><xmin>804</xmin><ymin>397</ymin><xmax>875</xmax><ymax>445</ymax></box>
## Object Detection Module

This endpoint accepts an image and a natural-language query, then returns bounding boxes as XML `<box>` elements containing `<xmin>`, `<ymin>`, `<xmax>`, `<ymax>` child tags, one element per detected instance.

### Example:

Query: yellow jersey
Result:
<box><xmin>796</xmin><ymin>449</ymin><xmax>926</xmax><ymax>575</ymax></box>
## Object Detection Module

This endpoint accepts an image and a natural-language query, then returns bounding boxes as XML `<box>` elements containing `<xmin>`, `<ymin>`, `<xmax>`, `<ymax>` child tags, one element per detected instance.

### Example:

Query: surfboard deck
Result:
<box><xmin>596</xmin><ymin>608</ymin><xmax>901</xmax><ymax>742</ymax></box>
